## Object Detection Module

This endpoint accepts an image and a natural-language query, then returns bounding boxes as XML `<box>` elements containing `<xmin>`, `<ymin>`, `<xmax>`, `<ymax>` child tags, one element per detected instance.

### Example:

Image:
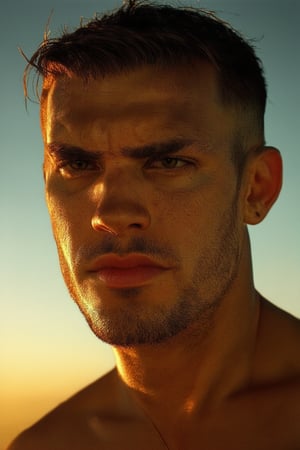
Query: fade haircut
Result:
<box><xmin>24</xmin><ymin>0</ymin><xmax>267</xmax><ymax>158</ymax></box>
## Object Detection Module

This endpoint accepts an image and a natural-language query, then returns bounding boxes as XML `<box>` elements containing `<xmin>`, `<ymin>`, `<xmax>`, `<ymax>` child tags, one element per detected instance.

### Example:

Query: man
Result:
<box><xmin>8</xmin><ymin>1</ymin><xmax>300</xmax><ymax>449</ymax></box>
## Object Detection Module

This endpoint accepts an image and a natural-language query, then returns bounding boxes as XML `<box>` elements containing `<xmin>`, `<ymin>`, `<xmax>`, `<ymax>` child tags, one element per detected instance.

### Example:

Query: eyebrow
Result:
<box><xmin>122</xmin><ymin>139</ymin><xmax>196</xmax><ymax>159</ymax></box>
<box><xmin>47</xmin><ymin>143</ymin><xmax>100</xmax><ymax>160</ymax></box>
<box><xmin>47</xmin><ymin>138</ymin><xmax>199</xmax><ymax>160</ymax></box>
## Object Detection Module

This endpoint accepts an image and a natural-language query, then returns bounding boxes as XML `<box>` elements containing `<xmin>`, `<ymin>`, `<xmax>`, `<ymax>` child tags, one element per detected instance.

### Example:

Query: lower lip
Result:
<box><xmin>92</xmin><ymin>266</ymin><xmax>167</xmax><ymax>288</ymax></box>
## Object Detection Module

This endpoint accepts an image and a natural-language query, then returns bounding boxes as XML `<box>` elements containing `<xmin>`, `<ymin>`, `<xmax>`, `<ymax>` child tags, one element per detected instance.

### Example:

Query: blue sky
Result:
<box><xmin>1</xmin><ymin>1</ymin><xmax>299</xmax><ymax>447</ymax></box>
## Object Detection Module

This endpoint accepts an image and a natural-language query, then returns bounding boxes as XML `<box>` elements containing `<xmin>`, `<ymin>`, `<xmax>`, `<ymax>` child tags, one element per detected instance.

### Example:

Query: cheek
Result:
<box><xmin>151</xmin><ymin>191</ymin><xmax>214</xmax><ymax>266</ymax></box>
<box><xmin>46</xmin><ymin>191</ymin><xmax>88</xmax><ymax>264</ymax></box>
<box><xmin>151</xmin><ymin>175</ymin><xmax>240</xmax><ymax>259</ymax></box>
<box><xmin>152</xmin><ymin>185</ymin><xmax>218</xmax><ymax>235</ymax></box>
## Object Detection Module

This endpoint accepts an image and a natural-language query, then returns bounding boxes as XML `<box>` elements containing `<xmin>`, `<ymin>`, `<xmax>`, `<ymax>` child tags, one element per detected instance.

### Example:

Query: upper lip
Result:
<box><xmin>88</xmin><ymin>254</ymin><xmax>169</xmax><ymax>271</ymax></box>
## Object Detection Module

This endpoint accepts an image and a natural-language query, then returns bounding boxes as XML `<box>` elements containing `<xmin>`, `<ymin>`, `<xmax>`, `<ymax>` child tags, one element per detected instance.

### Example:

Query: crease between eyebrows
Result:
<box><xmin>46</xmin><ymin>137</ymin><xmax>212</xmax><ymax>160</ymax></box>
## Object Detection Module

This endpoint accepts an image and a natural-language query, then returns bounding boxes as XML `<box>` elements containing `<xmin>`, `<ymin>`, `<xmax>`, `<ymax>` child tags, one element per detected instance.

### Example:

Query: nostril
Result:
<box><xmin>130</xmin><ymin>223</ymin><xmax>143</xmax><ymax>229</ymax></box>
<box><xmin>91</xmin><ymin>197</ymin><xmax>151</xmax><ymax>234</ymax></box>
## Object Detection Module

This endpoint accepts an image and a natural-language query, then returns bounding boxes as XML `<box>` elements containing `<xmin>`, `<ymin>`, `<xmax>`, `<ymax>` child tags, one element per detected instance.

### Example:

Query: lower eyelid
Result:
<box><xmin>58</xmin><ymin>160</ymin><xmax>97</xmax><ymax>169</ymax></box>
<box><xmin>147</xmin><ymin>158</ymin><xmax>193</xmax><ymax>168</ymax></box>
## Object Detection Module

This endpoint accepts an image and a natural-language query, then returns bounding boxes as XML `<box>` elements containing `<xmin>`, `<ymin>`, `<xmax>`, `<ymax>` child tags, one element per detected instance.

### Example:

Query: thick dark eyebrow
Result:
<box><xmin>121</xmin><ymin>139</ymin><xmax>196</xmax><ymax>159</ymax></box>
<box><xmin>46</xmin><ymin>138</ymin><xmax>197</xmax><ymax>161</ymax></box>
<box><xmin>47</xmin><ymin>143</ymin><xmax>100</xmax><ymax>161</ymax></box>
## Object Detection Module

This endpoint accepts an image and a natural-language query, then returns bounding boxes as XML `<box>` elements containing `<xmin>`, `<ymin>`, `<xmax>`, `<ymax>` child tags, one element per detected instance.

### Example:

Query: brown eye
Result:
<box><xmin>69</xmin><ymin>160</ymin><xmax>92</xmax><ymax>170</ymax></box>
<box><xmin>149</xmin><ymin>157</ymin><xmax>188</xmax><ymax>169</ymax></box>
<box><xmin>160</xmin><ymin>158</ymin><xmax>182</xmax><ymax>168</ymax></box>
<box><xmin>57</xmin><ymin>157</ymin><xmax>100</xmax><ymax>179</ymax></box>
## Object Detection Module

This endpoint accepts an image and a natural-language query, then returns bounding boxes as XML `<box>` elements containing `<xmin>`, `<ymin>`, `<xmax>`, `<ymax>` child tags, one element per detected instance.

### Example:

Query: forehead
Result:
<box><xmin>43</xmin><ymin>63</ymin><xmax>236</xmax><ymax>147</ymax></box>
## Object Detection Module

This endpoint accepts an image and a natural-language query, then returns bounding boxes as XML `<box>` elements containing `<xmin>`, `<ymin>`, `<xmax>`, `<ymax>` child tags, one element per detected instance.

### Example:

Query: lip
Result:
<box><xmin>88</xmin><ymin>254</ymin><xmax>170</xmax><ymax>289</ymax></box>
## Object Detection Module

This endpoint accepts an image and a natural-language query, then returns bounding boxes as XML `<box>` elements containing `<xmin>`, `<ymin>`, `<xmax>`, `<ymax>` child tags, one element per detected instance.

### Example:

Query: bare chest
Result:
<box><xmin>52</xmin><ymin>405</ymin><xmax>300</xmax><ymax>450</ymax></box>
<box><xmin>36</xmin><ymin>383</ymin><xmax>300</xmax><ymax>450</ymax></box>
<box><xmin>179</xmin><ymin>389</ymin><xmax>300</xmax><ymax>450</ymax></box>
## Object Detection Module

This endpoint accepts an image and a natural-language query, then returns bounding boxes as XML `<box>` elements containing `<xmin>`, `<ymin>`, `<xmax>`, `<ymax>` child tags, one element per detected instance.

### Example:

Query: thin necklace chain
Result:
<box><xmin>132</xmin><ymin>396</ymin><xmax>170</xmax><ymax>449</ymax></box>
<box><xmin>142</xmin><ymin>407</ymin><xmax>170</xmax><ymax>450</ymax></box>
<box><xmin>126</xmin><ymin>299</ymin><xmax>263</xmax><ymax>450</ymax></box>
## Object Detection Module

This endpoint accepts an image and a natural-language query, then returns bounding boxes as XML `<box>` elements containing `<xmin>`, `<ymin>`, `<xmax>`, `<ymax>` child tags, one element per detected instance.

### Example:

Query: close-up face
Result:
<box><xmin>43</xmin><ymin>63</ymin><xmax>250</xmax><ymax>346</ymax></box>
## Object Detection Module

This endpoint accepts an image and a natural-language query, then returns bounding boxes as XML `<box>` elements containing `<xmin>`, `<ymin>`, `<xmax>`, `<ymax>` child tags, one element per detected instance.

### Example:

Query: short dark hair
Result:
<box><xmin>24</xmin><ymin>0</ymin><xmax>267</xmax><ymax>148</ymax></box>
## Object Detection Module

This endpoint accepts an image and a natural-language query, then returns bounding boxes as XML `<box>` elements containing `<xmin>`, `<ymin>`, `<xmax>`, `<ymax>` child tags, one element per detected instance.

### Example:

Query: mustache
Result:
<box><xmin>75</xmin><ymin>236</ymin><xmax>180</xmax><ymax>265</ymax></box>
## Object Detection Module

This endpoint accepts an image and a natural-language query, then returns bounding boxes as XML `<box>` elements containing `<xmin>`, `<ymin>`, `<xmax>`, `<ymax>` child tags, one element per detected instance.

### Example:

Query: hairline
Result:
<box><xmin>40</xmin><ymin>61</ymin><xmax>264</xmax><ymax>179</ymax></box>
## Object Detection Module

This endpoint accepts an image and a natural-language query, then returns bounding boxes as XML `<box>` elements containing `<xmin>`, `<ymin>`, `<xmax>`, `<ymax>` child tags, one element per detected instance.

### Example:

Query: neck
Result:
<box><xmin>112</xmin><ymin>238</ymin><xmax>262</xmax><ymax>442</ymax></box>
<box><xmin>114</xmin><ymin>291</ymin><xmax>261</xmax><ymax>418</ymax></box>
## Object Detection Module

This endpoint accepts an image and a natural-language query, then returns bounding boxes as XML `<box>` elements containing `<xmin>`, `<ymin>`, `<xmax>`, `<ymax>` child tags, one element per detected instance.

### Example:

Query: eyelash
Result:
<box><xmin>55</xmin><ymin>155</ymin><xmax>194</xmax><ymax>178</ymax></box>
<box><xmin>145</xmin><ymin>156</ymin><xmax>193</xmax><ymax>170</ymax></box>
<box><xmin>57</xmin><ymin>158</ymin><xmax>99</xmax><ymax>173</ymax></box>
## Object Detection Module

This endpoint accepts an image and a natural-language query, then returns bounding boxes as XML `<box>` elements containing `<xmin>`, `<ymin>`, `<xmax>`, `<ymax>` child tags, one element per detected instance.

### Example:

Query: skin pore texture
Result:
<box><xmin>45</xmin><ymin>63</ymin><xmax>245</xmax><ymax>348</ymax></box>
<box><xmin>8</xmin><ymin>63</ymin><xmax>300</xmax><ymax>450</ymax></box>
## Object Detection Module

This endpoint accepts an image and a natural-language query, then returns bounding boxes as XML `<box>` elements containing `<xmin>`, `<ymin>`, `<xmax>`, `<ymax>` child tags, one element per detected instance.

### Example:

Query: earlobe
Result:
<box><xmin>243</xmin><ymin>146</ymin><xmax>282</xmax><ymax>225</ymax></box>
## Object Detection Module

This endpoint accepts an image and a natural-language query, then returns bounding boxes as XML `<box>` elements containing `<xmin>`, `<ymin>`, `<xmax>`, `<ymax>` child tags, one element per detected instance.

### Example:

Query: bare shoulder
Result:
<box><xmin>204</xmin><ymin>378</ymin><xmax>300</xmax><ymax>450</ymax></box>
<box><xmin>262</xmin><ymin>297</ymin><xmax>300</xmax><ymax>333</ymax></box>
<box><xmin>257</xmin><ymin>297</ymin><xmax>300</xmax><ymax>378</ymax></box>
<box><xmin>6</xmin><ymin>369</ymin><xmax>122</xmax><ymax>450</ymax></box>
<box><xmin>264</xmin><ymin>298</ymin><xmax>300</xmax><ymax>348</ymax></box>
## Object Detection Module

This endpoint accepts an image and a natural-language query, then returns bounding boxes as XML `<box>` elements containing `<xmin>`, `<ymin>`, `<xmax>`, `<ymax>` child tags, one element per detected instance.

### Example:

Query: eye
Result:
<box><xmin>57</xmin><ymin>158</ymin><xmax>99</xmax><ymax>177</ymax></box>
<box><xmin>161</xmin><ymin>158</ymin><xmax>184</xmax><ymax>168</ymax></box>
<box><xmin>68</xmin><ymin>159</ymin><xmax>94</xmax><ymax>171</ymax></box>
<box><xmin>149</xmin><ymin>157</ymin><xmax>190</xmax><ymax>170</ymax></box>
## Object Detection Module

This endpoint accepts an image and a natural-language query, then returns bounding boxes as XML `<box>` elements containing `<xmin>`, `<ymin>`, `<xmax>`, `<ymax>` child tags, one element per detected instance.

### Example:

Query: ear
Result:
<box><xmin>243</xmin><ymin>146</ymin><xmax>282</xmax><ymax>225</ymax></box>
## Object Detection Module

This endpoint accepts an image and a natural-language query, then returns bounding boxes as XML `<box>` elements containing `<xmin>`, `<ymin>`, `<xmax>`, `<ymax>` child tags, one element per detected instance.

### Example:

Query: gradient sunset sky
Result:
<box><xmin>1</xmin><ymin>0</ymin><xmax>299</xmax><ymax>448</ymax></box>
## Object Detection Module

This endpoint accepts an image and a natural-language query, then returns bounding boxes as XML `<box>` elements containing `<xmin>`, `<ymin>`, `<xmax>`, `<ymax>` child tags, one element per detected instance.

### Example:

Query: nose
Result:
<box><xmin>91</xmin><ymin>170</ymin><xmax>151</xmax><ymax>236</ymax></box>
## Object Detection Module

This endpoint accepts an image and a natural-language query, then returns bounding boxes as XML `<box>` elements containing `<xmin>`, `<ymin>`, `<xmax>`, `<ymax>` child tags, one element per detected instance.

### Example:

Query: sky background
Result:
<box><xmin>1</xmin><ymin>0</ymin><xmax>299</xmax><ymax>448</ymax></box>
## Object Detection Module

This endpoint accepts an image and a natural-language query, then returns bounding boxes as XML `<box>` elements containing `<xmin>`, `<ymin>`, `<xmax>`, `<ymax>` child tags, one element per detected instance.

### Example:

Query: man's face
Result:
<box><xmin>43</xmin><ymin>63</ymin><xmax>247</xmax><ymax>346</ymax></box>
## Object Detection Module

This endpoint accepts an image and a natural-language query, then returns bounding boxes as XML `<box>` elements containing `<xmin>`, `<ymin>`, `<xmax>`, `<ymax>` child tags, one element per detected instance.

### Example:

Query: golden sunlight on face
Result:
<box><xmin>43</xmin><ymin>63</ymin><xmax>246</xmax><ymax>346</ymax></box>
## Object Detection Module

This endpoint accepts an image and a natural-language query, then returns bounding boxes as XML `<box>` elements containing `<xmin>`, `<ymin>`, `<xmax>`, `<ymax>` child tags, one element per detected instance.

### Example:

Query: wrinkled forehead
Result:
<box><xmin>42</xmin><ymin>62</ymin><xmax>220</xmax><ymax>109</ymax></box>
<box><xmin>41</xmin><ymin>63</ymin><xmax>236</xmax><ymax>146</ymax></box>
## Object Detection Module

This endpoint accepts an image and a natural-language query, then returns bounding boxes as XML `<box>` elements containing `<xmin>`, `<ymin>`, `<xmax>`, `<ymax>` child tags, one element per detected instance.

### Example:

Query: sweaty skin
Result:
<box><xmin>8</xmin><ymin>64</ymin><xmax>300</xmax><ymax>450</ymax></box>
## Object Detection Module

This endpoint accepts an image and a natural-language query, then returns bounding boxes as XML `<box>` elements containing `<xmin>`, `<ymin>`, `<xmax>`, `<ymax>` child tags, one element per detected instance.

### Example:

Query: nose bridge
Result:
<box><xmin>104</xmin><ymin>163</ymin><xmax>138</xmax><ymax>194</ymax></box>
<box><xmin>91</xmin><ymin>164</ymin><xmax>151</xmax><ymax>234</ymax></box>
<box><xmin>97</xmin><ymin>163</ymin><xmax>142</xmax><ymax>203</ymax></box>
